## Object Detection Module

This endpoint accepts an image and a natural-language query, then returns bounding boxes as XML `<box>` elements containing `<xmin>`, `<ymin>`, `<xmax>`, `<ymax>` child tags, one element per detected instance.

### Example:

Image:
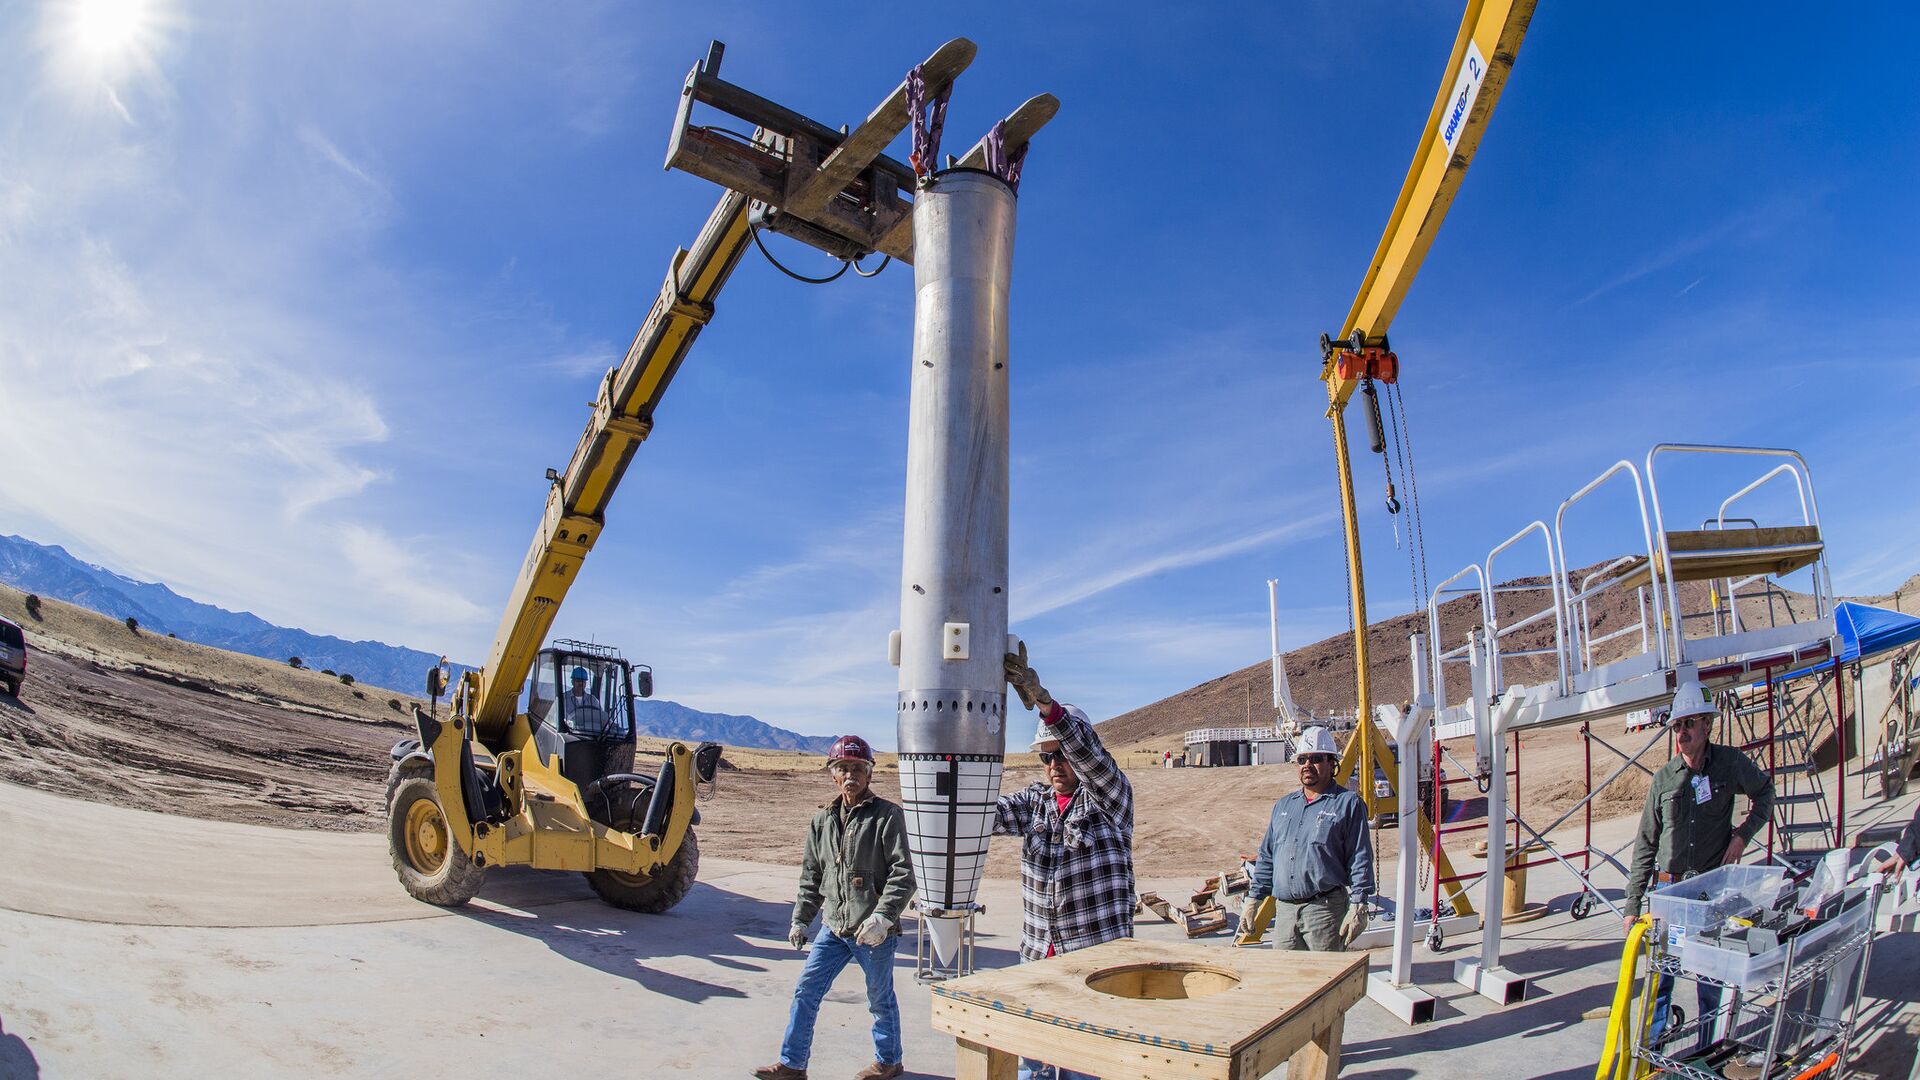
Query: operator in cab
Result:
<box><xmin>561</xmin><ymin>666</ymin><xmax>613</xmax><ymax>737</ymax></box>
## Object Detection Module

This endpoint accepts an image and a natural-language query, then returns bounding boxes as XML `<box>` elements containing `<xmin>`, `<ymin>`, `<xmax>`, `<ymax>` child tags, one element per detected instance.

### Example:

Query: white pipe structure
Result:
<box><xmin>891</xmin><ymin>168</ymin><xmax>1018</xmax><ymax>978</ymax></box>
<box><xmin>1267</xmin><ymin>578</ymin><xmax>1303</xmax><ymax>731</ymax></box>
<box><xmin>1452</xmin><ymin>629</ymin><xmax>1530</xmax><ymax>1006</ymax></box>
<box><xmin>1367</xmin><ymin>633</ymin><xmax>1440</xmax><ymax>1025</ymax></box>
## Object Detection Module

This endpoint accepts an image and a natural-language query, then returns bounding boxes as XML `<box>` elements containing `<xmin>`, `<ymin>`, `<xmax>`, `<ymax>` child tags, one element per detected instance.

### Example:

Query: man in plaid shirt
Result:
<box><xmin>996</xmin><ymin>645</ymin><xmax>1135</xmax><ymax>1080</ymax></box>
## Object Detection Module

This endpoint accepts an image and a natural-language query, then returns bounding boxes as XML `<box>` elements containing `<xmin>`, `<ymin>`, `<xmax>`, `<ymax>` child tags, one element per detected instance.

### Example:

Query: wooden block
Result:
<box><xmin>954</xmin><ymin>1038</ymin><xmax>1017</xmax><ymax>1080</ymax></box>
<box><xmin>1139</xmin><ymin>891</ymin><xmax>1174</xmax><ymax>922</ymax></box>
<box><xmin>1287</xmin><ymin>1013</ymin><xmax>1345</xmax><ymax>1080</ymax></box>
<box><xmin>1182</xmin><ymin>906</ymin><xmax>1229</xmax><ymax>937</ymax></box>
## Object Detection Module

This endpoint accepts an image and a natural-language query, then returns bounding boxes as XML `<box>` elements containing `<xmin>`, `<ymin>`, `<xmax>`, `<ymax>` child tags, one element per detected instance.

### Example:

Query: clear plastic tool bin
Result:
<box><xmin>1678</xmin><ymin>889</ymin><xmax>1869</xmax><ymax>989</ymax></box>
<box><xmin>1647</xmin><ymin>864</ymin><xmax>1790</xmax><ymax>945</ymax></box>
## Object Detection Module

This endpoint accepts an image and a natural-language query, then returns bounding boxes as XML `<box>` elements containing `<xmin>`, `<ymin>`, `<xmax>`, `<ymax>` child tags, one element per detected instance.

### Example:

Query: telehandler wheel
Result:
<box><xmin>387</xmin><ymin>776</ymin><xmax>486</xmax><ymax>906</ymax></box>
<box><xmin>586</xmin><ymin>828</ymin><xmax>700</xmax><ymax>913</ymax></box>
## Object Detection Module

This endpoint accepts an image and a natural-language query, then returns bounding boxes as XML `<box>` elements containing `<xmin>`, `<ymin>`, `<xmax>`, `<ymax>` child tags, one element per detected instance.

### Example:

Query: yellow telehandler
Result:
<box><xmin>383</xmin><ymin>37</ymin><xmax>978</xmax><ymax>910</ymax></box>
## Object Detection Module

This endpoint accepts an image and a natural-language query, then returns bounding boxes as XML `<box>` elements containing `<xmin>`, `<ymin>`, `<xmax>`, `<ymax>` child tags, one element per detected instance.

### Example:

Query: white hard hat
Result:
<box><xmin>1669</xmin><ymin>676</ymin><xmax>1716</xmax><ymax>723</ymax></box>
<box><xmin>1028</xmin><ymin>718</ymin><xmax>1058</xmax><ymax>751</ymax></box>
<box><xmin>1294</xmin><ymin>726</ymin><xmax>1339</xmax><ymax>758</ymax></box>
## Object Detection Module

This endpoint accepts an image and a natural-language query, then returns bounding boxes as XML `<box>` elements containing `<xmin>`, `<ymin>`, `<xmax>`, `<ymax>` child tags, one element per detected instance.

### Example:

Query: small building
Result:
<box><xmin>1184</xmin><ymin>725</ymin><xmax>1289</xmax><ymax>767</ymax></box>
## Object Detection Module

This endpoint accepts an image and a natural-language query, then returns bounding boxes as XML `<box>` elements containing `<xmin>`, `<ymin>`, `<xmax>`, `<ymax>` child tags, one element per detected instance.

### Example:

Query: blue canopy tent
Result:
<box><xmin>1834</xmin><ymin>600</ymin><xmax>1920</xmax><ymax>664</ymax></box>
<box><xmin>1737</xmin><ymin>601</ymin><xmax>1920</xmax><ymax>688</ymax></box>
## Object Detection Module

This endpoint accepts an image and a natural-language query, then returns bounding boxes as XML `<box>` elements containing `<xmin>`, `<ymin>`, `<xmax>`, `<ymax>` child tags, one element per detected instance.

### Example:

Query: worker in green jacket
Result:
<box><xmin>1623</xmin><ymin>682</ymin><xmax>1774</xmax><ymax>1052</ymax></box>
<box><xmin>756</xmin><ymin>735</ymin><xmax>915</xmax><ymax>1080</ymax></box>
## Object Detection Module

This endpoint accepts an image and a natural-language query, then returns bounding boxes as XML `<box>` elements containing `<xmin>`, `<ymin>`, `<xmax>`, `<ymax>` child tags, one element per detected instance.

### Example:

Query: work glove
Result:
<box><xmin>854</xmin><ymin>913</ymin><xmax>892</xmax><ymax>947</ymax></box>
<box><xmin>1004</xmin><ymin>643</ymin><xmax>1054</xmax><ymax>712</ymax></box>
<box><xmin>789</xmin><ymin>923</ymin><xmax>811</xmax><ymax>952</ymax></box>
<box><xmin>1237</xmin><ymin>895</ymin><xmax>1260</xmax><ymax>929</ymax></box>
<box><xmin>1340</xmin><ymin>902</ymin><xmax>1369</xmax><ymax>947</ymax></box>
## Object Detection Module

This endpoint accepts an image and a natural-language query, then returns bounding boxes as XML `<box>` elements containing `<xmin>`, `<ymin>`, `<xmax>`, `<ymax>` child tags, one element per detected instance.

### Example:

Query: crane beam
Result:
<box><xmin>1322</xmin><ymin>0</ymin><xmax>1537</xmax><ymax>412</ymax></box>
<box><xmin>1313</xmin><ymin>1</ymin><xmax>1535</xmax><ymax>877</ymax></box>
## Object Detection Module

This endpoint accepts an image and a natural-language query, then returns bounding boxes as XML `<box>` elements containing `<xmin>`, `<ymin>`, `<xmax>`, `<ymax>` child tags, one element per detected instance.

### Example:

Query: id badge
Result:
<box><xmin>1691</xmin><ymin>775</ymin><xmax>1711</xmax><ymax>804</ymax></box>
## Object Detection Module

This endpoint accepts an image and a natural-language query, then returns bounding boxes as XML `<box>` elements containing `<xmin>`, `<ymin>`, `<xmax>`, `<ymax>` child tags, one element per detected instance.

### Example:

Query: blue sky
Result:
<box><xmin>3</xmin><ymin>2</ymin><xmax>1917</xmax><ymax>745</ymax></box>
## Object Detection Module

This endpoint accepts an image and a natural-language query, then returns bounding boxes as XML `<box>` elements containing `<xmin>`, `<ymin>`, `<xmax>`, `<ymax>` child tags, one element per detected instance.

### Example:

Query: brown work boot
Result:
<box><xmin>752</xmin><ymin>1064</ymin><xmax>806</xmax><ymax>1080</ymax></box>
<box><xmin>854</xmin><ymin>1064</ymin><xmax>903</xmax><ymax>1080</ymax></box>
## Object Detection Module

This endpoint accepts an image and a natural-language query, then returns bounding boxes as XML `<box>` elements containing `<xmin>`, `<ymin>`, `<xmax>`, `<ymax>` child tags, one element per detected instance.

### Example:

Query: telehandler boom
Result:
<box><xmin>383</xmin><ymin>39</ymin><xmax>978</xmax><ymax>910</ymax></box>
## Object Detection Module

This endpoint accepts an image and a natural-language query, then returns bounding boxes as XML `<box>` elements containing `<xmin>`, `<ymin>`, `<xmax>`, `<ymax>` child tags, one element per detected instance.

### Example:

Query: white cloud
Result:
<box><xmin>297</xmin><ymin>124</ymin><xmax>385</xmax><ymax>194</ymax></box>
<box><xmin>540</xmin><ymin>346</ymin><xmax>620</xmax><ymax>379</ymax></box>
<box><xmin>337</xmin><ymin>525</ymin><xmax>489</xmax><ymax>629</ymax></box>
<box><xmin>1014</xmin><ymin>510</ymin><xmax>1338</xmax><ymax>622</ymax></box>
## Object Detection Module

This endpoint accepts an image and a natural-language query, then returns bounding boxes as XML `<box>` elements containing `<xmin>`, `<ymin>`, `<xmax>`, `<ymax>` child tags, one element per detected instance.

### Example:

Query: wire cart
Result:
<box><xmin>1636</xmin><ymin>874</ymin><xmax>1882</xmax><ymax>1080</ymax></box>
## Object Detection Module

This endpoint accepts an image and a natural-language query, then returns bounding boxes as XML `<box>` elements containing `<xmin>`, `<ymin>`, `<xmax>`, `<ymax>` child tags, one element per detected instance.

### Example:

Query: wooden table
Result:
<box><xmin>929</xmin><ymin>938</ymin><xmax>1367</xmax><ymax>1079</ymax></box>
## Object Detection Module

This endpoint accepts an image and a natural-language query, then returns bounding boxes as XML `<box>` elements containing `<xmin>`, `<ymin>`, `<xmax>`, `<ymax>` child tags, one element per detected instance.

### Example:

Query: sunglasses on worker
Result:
<box><xmin>1037</xmin><ymin>750</ymin><xmax>1066</xmax><ymax>766</ymax></box>
<box><xmin>1298</xmin><ymin>753</ymin><xmax>1337</xmax><ymax>766</ymax></box>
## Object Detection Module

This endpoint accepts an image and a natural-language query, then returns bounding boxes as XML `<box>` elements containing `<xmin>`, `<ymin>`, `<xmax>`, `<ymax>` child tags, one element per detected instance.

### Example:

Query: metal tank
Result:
<box><xmin>891</xmin><ymin>168</ymin><xmax>1017</xmax><ymax>977</ymax></box>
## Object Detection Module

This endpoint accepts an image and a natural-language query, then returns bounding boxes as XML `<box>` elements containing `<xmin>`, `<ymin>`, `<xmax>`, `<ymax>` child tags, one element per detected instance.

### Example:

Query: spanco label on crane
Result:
<box><xmin>1440</xmin><ymin>41</ymin><xmax>1488</xmax><ymax>155</ymax></box>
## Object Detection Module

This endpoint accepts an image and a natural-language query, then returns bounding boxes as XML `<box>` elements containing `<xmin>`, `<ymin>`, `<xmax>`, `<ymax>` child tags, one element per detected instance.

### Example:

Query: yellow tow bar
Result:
<box><xmin>1595</xmin><ymin>916</ymin><xmax>1658</xmax><ymax>1080</ymax></box>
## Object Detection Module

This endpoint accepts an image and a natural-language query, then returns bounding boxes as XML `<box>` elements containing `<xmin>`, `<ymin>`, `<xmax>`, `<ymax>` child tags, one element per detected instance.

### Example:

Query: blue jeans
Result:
<box><xmin>1018</xmin><ymin>1062</ymin><xmax>1098</xmax><ymax>1080</ymax></box>
<box><xmin>779</xmin><ymin>925</ymin><xmax>902</xmax><ymax>1069</ymax></box>
<box><xmin>1648</xmin><ymin>972</ymin><xmax>1724</xmax><ymax>1053</ymax></box>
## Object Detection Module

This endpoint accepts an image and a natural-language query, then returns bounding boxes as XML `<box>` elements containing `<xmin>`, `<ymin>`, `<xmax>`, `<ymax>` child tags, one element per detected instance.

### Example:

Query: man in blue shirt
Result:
<box><xmin>1246</xmin><ymin>726</ymin><xmax>1374</xmax><ymax>951</ymax></box>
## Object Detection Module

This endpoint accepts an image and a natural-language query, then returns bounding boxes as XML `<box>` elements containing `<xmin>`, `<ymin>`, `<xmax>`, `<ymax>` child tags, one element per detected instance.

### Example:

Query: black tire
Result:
<box><xmin>1570</xmin><ymin>893</ymin><xmax>1594</xmax><ymax>919</ymax></box>
<box><xmin>388</xmin><ymin>775</ymin><xmax>486</xmax><ymax>906</ymax></box>
<box><xmin>1425</xmin><ymin>924</ymin><xmax>1445</xmax><ymax>952</ymax></box>
<box><xmin>586</xmin><ymin>828</ymin><xmax>700</xmax><ymax>913</ymax></box>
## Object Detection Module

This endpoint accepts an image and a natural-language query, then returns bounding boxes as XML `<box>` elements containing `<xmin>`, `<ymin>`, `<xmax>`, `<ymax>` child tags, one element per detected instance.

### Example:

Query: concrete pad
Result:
<box><xmin>4</xmin><ymin>779</ymin><xmax>1917</xmax><ymax>1078</ymax></box>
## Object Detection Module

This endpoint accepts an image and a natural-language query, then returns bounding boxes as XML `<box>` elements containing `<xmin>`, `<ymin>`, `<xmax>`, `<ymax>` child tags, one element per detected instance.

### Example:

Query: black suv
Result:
<box><xmin>0</xmin><ymin>615</ymin><xmax>25</xmax><ymax>698</ymax></box>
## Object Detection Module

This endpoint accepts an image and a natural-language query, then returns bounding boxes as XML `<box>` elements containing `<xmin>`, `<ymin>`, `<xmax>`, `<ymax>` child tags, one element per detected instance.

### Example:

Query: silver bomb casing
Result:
<box><xmin>894</xmin><ymin>169</ymin><xmax>1015</xmax><ymax>948</ymax></box>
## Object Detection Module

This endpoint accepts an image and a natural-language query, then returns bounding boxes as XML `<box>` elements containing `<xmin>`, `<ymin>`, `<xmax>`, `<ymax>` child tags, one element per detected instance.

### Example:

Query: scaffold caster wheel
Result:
<box><xmin>1425</xmin><ymin>924</ymin><xmax>1445</xmax><ymax>952</ymax></box>
<box><xmin>1571</xmin><ymin>893</ymin><xmax>1594</xmax><ymax>919</ymax></box>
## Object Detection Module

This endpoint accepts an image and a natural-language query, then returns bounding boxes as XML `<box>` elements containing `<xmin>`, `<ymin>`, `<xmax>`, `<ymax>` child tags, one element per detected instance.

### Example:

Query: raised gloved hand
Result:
<box><xmin>789</xmin><ymin>922</ymin><xmax>812</xmax><ymax>951</ymax></box>
<box><xmin>1340</xmin><ymin>902</ymin><xmax>1369</xmax><ymax>947</ymax></box>
<box><xmin>1004</xmin><ymin>643</ymin><xmax>1054</xmax><ymax>712</ymax></box>
<box><xmin>854</xmin><ymin>913</ymin><xmax>892</xmax><ymax>947</ymax></box>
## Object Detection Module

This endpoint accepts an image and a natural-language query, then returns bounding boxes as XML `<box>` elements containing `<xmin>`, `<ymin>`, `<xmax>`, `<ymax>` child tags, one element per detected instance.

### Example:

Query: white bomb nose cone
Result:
<box><xmin>924</xmin><ymin>912</ymin><xmax>964</xmax><ymax>968</ymax></box>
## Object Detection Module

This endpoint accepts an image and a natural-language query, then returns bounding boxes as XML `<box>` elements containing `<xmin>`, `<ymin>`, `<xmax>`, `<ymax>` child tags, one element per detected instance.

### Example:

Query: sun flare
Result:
<box><xmin>41</xmin><ymin>0</ymin><xmax>177</xmax><ymax>98</ymax></box>
<box><xmin>70</xmin><ymin>0</ymin><xmax>156</xmax><ymax>60</ymax></box>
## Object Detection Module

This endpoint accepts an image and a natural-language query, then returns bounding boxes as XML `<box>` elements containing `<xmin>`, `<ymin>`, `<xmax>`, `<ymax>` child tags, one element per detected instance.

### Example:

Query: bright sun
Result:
<box><xmin>42</xmin><ymin>0</ymin><xmax>175</xmax><ymax>95</ymax></box>
<box><xmin>69</xmin><ymin>0</ymin><xmax>156</xmax><ymax>61</ymax></box>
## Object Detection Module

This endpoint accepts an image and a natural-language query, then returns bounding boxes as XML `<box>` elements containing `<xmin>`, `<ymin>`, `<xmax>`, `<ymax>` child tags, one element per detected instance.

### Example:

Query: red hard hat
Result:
<box><xmin>827</xmin><ymin>735</ymin><xmax>874</xmax><ymax>763</ymax></box>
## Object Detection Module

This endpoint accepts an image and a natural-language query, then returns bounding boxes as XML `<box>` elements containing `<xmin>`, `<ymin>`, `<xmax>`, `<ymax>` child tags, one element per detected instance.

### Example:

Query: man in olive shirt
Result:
<box><xmin>1623</xmin><ymin>684</ymin><xmax>1774</xmax><ymax>1050</ymax></box>
<box><xmin>755</xmin><ymin>736</ymin><xmax>916</xmax><ymax>1080</ymax></box>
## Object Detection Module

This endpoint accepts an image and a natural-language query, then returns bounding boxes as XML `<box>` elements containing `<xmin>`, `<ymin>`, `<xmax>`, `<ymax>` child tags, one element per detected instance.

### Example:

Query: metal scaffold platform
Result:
<box><xmin>1371</xmin><ymin>444</ymin><xmax>1853</xmax><ymax>1016</ymax></box>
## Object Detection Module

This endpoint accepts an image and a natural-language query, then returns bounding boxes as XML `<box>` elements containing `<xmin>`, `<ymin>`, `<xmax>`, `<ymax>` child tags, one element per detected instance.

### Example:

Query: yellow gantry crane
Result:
<box><xmin>1327</xmin><ymin>0</ymin><xmax>1535</xmax><ymax>778</ymax></box>
<box><xmin>1255</xmin><ymin>1</ymin><xmax>1541</xmax><ymax>943</ymax></box>
<box><xmin>384</xmin><ymin>39</ymin><xmax>995</xmax><ymax>911</ymax></box>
